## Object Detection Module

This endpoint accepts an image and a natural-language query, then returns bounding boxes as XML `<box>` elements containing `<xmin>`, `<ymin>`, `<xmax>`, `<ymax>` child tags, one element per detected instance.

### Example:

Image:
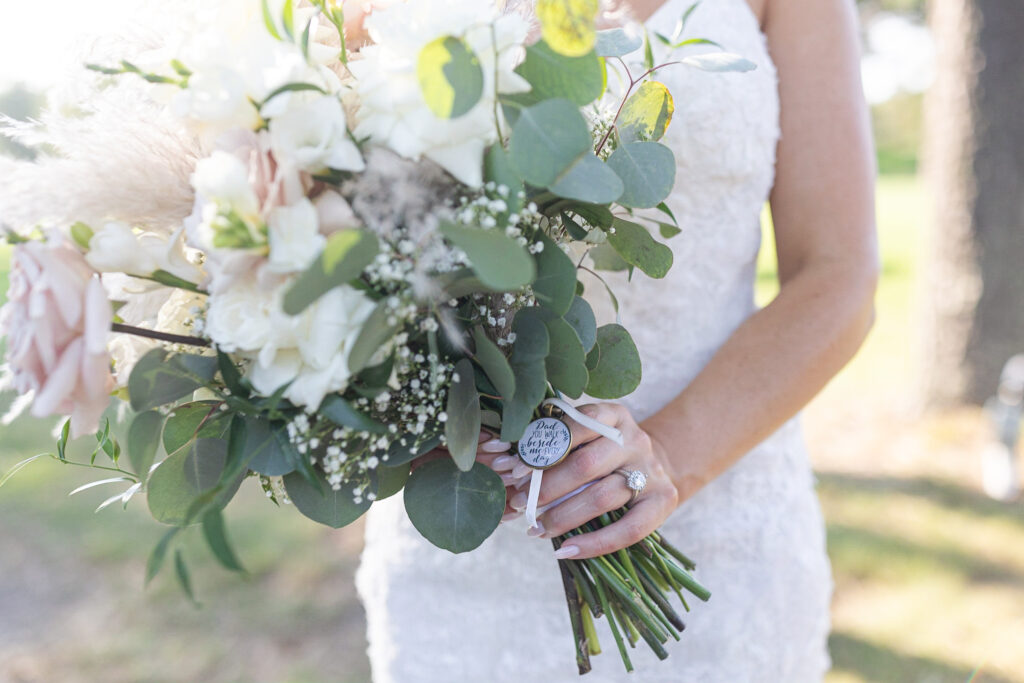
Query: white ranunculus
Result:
<box><xmin>350</xmin><ymin>0</ymin><xmax>530</xmax><ymax>187</ymax></box>
<box><xmin>85</xmin><ymin>222</ymin><xmax>204</xmax><ymax>283</ymax></box>
<box><xmin>266</xmin><ymin>199</ymin><xmax>326</xmax><ymax>273</ymax></box>
<box><xmin>205</xmin><ymin>271</ymin><xmax>377</xmax><ymax>409</ymax></box>
<box><xmin>191</xmin><ymin>151</ymin><xmax>260</xmax><ymax>215</ymax></box>
<box><xmin>269</xmin><ymin>96</ymin><xmax>364</xmax><ymax>173</ymax></box>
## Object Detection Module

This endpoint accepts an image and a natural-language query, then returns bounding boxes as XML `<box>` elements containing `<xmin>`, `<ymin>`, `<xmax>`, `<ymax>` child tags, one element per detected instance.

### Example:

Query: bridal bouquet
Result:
<box><xmin>0</xmin><ymin>0</ymin><xmax>754</xmax><ymax>673</ymax></box>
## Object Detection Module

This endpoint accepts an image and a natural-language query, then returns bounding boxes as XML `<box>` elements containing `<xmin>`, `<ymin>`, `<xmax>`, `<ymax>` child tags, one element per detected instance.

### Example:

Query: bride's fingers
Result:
<box><xmin>537</xmin><ymin>474</ymin><xmax>632</xmax><ymax>538</ymax></box>
<box><xmin>563</xmin><ymin>403</ymin><xmax>627</xmax><ymax>451</ymax></box>
<box><xmin>524</xmin><ymin>436</ymin><xmax>630</xmax><ymax>509</ymax></box>
<box><xmin>552</xmin><ymin>495</ymin><xmax>669</xmax><ymax>560</ymax></box>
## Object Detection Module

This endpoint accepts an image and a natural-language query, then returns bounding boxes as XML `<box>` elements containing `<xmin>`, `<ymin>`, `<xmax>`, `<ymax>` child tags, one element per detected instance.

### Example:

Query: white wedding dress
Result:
<box><xmin>356</xmin><ymin>0</ymin><xmax>834</xmax><ymax>680</ymax></box>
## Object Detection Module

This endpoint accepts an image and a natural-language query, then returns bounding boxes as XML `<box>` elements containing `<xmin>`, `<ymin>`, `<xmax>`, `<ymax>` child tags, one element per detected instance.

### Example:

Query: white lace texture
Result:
<box><xmin>356</xmin><ymin>1</ymin><xmax>834</xmax><ymax>680</ymax></box>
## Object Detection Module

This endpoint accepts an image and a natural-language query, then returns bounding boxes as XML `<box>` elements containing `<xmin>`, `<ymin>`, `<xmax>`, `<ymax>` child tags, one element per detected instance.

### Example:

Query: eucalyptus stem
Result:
<box><xmin>111</xmin><ymin>323</ymin><xmax>210</xmax><ymax>348</ymax></box>
<box><xmin>594</xmin><ymin>572</ymin><xmax>633</xmax><ymax>672</ymax></box>
<box><xmin>553</xmin><ymin>539</ymin><xmax>592</xmax><ymax>675</ymax></box>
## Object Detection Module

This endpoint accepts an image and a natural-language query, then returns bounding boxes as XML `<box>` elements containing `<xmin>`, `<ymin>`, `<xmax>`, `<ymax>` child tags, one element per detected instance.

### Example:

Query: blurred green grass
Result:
<box><xmin>2</xmin><ymin>174</ymin><xmax>1022</xmax><ymax>682</ymax></box>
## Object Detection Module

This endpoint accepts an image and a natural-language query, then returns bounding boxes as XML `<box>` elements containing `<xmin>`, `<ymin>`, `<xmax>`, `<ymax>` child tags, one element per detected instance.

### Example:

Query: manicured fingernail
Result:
<box><xmin>478</xmin><ymin>430</ymin><xmax>493</xmax><ymax>442</ymax></box>
<box><xmin>513</xmin><ymin>474</ymin><xmax>531</xmax><ymax>489</ymax></box>
<box><xmin>502</xmin><ymin>510</ymin><xmax>523</xmax><ymax>522</ymax></box>
<box><xmin>491</xmin><ymin>455</ymin><xmax>517</xmax><ymax>471</ymax></box>
<box><xmin>500</xmin><ymin>472</ymin><xmax>520</xmax><ymax>486</ymax></box>
<box><xmin>511</xmin><ymin>462</ymin><xmax>531</xmax><ymax>479</ymax></box>
<box><xmin>527</xmin><ymin>521</ymin><xmax>546</xmax><ymax>537</ymax></box>
<box><xmin>510</xmin><ymin>492</ymin><xmax>527</xmax><ymax>510</ymax></box>
<box><xmin>553</xmin><ymin>545</ymin><xmax>580</xmax><ymax>559</ymax></box>
<box><xmin>480</xmin><ymin>439</ymin><xmax>511</xmax><ymax>453</ymax></box>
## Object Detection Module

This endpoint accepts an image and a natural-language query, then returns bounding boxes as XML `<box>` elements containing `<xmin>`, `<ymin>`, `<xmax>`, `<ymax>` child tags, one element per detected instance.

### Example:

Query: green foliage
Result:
<box><xmin>484</xmin><ymin>145</ymin><xmax>525</xmax><ymax>219</ymax></box>
<box><xmin>605</xmin><ymin>142</ymin><xmax>676</xmax><ymax>209</ymax></box>
<box><xmin>418</xmin><ymin>36</ymin><xmax>484</xmax><ymax>118</ymax></box>
<box><xmin>147</xmin><ymin>438</ymin><xmax>242</xmax><ymax>526</ymax></box>
<box><xmin>128</xmin><ymin>411</ymin><xmax>164</xmax><ymax>478</ymax></box>
<box><xmin>594</xmin><ymin>28</ymin><xmax>643</xmax><ymax>57</ymax></box>
<box><xmin>472</xmin><ymin>327</ymin><xmax>516</xmax><ymax>401</ymax></box>
<box><xmin>403</xmin><ymin>459</ymin><xmax>506</xmax><ymax>553</ymax></box>
<box><xmin>201</xmin><ymin>508</ymin><xmax>245</xmax><ymax>573</ymax></box>
<box><xmin>439</xmin><ymin>220</ymin><xmax>536</xmax><ymax>291</ymax></box>
<box><xmin>128</xmin><ymin>349</ymin><xmax>218</xmax><ymax>412</ymax></box>
<box><xmin>532</xmin><ymin>232</ymin><xmax>578</xmax><ymax>316</ymax></box>
<box><xmin>585</xmin><ymin>324</ymin><xmax>642</xmax><ymax>399</ymax></box>
<box><xmin>549</xmin><ymin>154</ymin><xmax>625</xmax><ymax>204</ymax></box>
<box><xmin>347</xmin><ymin>300</ymin><xmax>400</xmax><ymax>375</ymax></box>
<box><xmin>607</xmin><ymin>218</ymin><xmax>673</xmax><ymax>279</ymax></box>
<box><xmin>509</xmin><ymin>99</ymin><xmax>592</xmax><ymax>188</ymax></box>
<box><xmin>564</xmin><ymin>296</ymin><xmax>598</xmax><ymax>353</ymax></box>
<box><xmin>618</xmin><ymin>82</ymin><xmax>674</xmax><ymax>144</ymax></box>
<box><xmin>375</xmin><ymin>463</ymin><xmax>411</xmax><ymax>500</ymax></box>
<box><xmin>282</xmin><ymin>229</ymin><xmax>380</xmax><ymax>315</ymax></box>
<box><xmin>500</xmin><ymin>308</ymin><xmax>550</xmax><ymax>442</ymax></box>
<box><xmin>284</xmin><ymin>468</ymin><xmax>373</xmax><ymax>529</ymax></box>
<box><xmin>320</xmin><ymin>395</ymin><xmax>387</xmax><ymax>434</ymax></box>
<box><xmin>446</xmin><ymin>358</ymin><xmax>482</xmax><ymax>472</ymax></box>
<box><xmin>513</xmin><ymin>41</ymin><xmax>604</xmax><ymax>107</ymax></box>
<box><xmin>162</xmin><ymin>402</ymin><xmax>226</xmax><ymax>456</ymax></box>
<box><xmin>544</xmin><ymin>317</ymin><xmax>590</xmax><ymax>399</ymax></box>
<box><xmin>242</xmin><ymin>417</ymin><xmax>296</xmax><ymax>477</ymax></box>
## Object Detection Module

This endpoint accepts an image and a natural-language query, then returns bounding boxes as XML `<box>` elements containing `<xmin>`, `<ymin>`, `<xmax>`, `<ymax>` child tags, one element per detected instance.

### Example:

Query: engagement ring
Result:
<box><xmin>614</xmin><ymin>468</ymin><xmax>648</xmax><ymax>504</ymax></box>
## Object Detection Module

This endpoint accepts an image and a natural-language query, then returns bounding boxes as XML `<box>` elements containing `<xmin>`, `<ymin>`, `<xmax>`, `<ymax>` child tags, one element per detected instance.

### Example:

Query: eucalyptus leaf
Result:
<box><xmin>417</xmin><ymin>36</ymin><xmax>484</xmax><ymax>118</ymax></box>
<box><xmin>567</xmin><ymin>202</ymin><xmax>614</xmax><ymax>229</ymax></box>
<box><xmin>544</xmin><ymin>317</ymin><xmax>589</xmax><ymax>399</ymax></box>
<box><xmin>383</xmin><ymin>432</ymin><xmax>443</xmax><ymax>467</ymax></box>
<box><xmin>284</xmin><ymin>468</ymin><xmax>373</xmax><ymax>529</ymax></box>
<box><xmin>514</xmin><ymin>41</ymin><xmax>604</xmax><ymax>106</ymax></box>
<box><xmin>162</xmin><ymin>402</ymin><xmax>226</xmax><ymax>456</ymax></box>
<box><xmin>585</xmin><ymin>324</ymin><xmax>642</xmax><ymax>399</ymax></box>
<box><xmin>564</xmin><ymin>296</ymin><xmax>597</xmax><ymax>353</ymax></box>
<box><xmin>484</xmin><ymin>144</ymin><xmax>524</xmax><ymax>218</ymax></box>
<box><xmin>500</xmin><ymin>308</ymin><xmax>550</xmax><ymax>442</ymax></box>
<box><xmin>282</xmin><ymin>229</ymin><xmax>379</xmax><ymax>315</ymax></box>
<box><xmin>535</xmin><ymin>0</ymin><xmax>599</xmax><ymax>57</ymax></box>
<box><xmin>549</xmin><ymin>154</ymin><xmax>624</xmax><ymax>204</ymax></box>
<box><xmin>201</xmin><ymin>508</ymin><xmax>245</xmax><ymax>573</ymax></box>
<box><xmin>147</xmin><ymin>438</ymin><xmax>243</xmax><ymax>526</ymax></box>
<box><xmin>320</xmin><ymin>394</ymin><xmax>387</xmax><ymax>434</ymax></box>
<box><xmin>376</xmin><ymin>463</ymin><xmax>411</xmax><ymax>501</ymax></box>
<box><xmin>446</xmin><ymin>358</ymin><xmax>481</xmax><ymax>472</ymax></box>
<box><xmin>659</xmin><ymin>222</ymin><xmax>682</xmax><ymax>239</ymax></box>
<box><xmin>146</xmin><ymin>527</ymin><xmax>179</xmax><ymax>585</ymax></box>
<box><xmin>472</xmin><ymin>327</ymin><xmax>516</xmax><ymax>401</ymax></box>
<box><xmin>595</xmin><ymin>28</ymin><xmax>643</xmax><ymax>57</ymax></box>
<box><xmin>440</xmin><ymin>221</ymin><xmax>536</xmax><ymax>291</ymax></box>
<box><xmin>681</xmin><ymin>52</ymin><xmax>757</xmax><ymax>73</ymax></box>
<box><xmin>348</xmin><ymin>300</ymin><xmax>400</xmax><ymax>374</ymax></box>
<box><xmin>509</xmin><ymin>99</ymin><xmax>592</xmax><ymax>188</ymax></box>
<box><xmin>403</xmin><ymin>460</ymin><xmax>505</xmax><ymax>553</ymax></box>
<box><xmin>128</xmin><ymin>411</ymin><xmax>163</xmax><ymax>478</ymax></box>
<box><xmin>618</xmin><ymin>81</ymin><xmax>674</xmax><ymax>143</ymax></box>
<box><xmin>244</xmin><ymin>417</ymin><xmax>295</xmax><ymax>477</ymax></box>
<box><xmin>589</xmin><ymin>242</ymin><xmax>630</xmax><ymax>272</ymax></box>
<box><xmin>607</xmin><ymin>218</ymin><xmax>673</xmax><ymax>278</ymax></box>
<box><xmin>605</xmin><ymin>141</ymin><xmax>676</xmax><ymax>209</ymax></box>
<box><xmin>128</xmin><ymin>348</ymin><xmax>218</xmax><ymax>412</ymax></box>
<box><xmin>532</xmin><ymin>232</ymin><xmax>578</xmax><ymax>316</ymax></box>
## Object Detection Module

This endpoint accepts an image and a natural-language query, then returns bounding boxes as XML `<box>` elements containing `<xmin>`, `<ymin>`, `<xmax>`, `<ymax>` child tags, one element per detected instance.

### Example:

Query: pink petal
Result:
<box><xmin>31</xmin><ymin>337</ymin><xmax>83</xmax><ymax>418</ymax></box>
<box><xmin>83</xmin><ymin>277</ymin><xmax>112</xmax><ymax>354</ymax></box>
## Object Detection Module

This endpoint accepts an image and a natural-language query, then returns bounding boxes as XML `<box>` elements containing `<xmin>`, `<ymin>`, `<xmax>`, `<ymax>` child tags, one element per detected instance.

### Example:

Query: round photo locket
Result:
<box><xmin>516</xmin><ymin>416</ymin><xmax>573</xmax><ymax>470</ymax></box>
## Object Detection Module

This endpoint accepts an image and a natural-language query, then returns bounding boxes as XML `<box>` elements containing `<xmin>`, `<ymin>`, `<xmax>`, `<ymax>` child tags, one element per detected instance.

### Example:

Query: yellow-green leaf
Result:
<box><xmin>417</xmin><ymin>36</ymin><xmax>484</xmax><ymax>118</ymax></box>
<box><xmin>536</xmin><ymin>0</ymin><xmax>600</xmax><ymax>57</ymax></box>
<box><xmin>619</xmin><ymin>81</ymin><xmax>674</xmax><ymax>143</ymax></box>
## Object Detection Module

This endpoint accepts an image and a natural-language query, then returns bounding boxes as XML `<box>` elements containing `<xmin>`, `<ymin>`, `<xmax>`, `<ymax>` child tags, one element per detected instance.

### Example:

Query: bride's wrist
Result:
<box><xmin>644</xmin><ymin>423</ymin><xmax>710</xmax><ymax>506</ymax></box>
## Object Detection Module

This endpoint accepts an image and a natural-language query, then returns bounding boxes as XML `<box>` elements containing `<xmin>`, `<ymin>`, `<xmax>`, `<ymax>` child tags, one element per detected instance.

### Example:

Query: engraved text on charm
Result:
<box><xmin>516</xmin><ymin>417</ymin><xmax>573</xmax><ymax>469</ymax></box>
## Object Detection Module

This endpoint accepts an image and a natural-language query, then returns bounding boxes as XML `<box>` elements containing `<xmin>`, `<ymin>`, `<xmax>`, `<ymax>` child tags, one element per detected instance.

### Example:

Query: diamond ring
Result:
<box><xmin>614</xmin><ymin>468</ymin><xmax>648</xmax><ymax>504</ymax></box>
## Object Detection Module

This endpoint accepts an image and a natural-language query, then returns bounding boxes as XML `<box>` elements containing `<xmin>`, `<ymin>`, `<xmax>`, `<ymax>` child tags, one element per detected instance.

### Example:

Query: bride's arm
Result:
<box><xmin>529</xmin><ymin>0</ymin><xmax>878</xmax><ymax>559</ymax></box>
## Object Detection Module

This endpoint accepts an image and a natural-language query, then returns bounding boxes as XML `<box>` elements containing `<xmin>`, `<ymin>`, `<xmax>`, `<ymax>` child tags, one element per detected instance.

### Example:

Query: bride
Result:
<box><xmin>353</xmin><ymin>0</ymin><xmax>878</xmax><ymax>680</ymax></box>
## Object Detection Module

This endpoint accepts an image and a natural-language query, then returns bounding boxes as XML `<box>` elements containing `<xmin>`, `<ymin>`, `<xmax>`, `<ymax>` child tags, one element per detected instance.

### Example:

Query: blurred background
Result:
<box><xmin>1</xmin><ymin>1</ymin><xmax>1023</xmax><ymax>681</ymax></box>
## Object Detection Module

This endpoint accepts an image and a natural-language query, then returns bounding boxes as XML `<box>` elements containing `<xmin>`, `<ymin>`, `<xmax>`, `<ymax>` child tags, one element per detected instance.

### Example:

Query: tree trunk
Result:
<box><xmin>919</xmin><ymin>0</ymin><xmax>1024</xmax><ymax>407</ymax></box>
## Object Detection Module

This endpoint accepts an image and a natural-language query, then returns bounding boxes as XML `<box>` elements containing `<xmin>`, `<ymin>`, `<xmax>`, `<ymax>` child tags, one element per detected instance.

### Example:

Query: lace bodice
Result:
<box><xmin>356</xmin><ymin>1</ymin><xmax>833</xmax><ymax>680</ymax></box>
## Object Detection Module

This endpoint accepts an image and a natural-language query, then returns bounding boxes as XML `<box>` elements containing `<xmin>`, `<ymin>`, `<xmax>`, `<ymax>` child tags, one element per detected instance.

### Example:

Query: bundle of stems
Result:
<box><xmin>553</xmin><ymin>508</ymin><xmax>711</xmax><ymax>675</ymax></box>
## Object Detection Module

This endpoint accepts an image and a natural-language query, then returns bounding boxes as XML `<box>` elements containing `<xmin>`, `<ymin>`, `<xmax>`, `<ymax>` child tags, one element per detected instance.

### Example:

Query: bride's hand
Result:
<box><xmin>509</xmin><ymin>403</ymin><xmax>680</xmax><ymax>560</ymax></box>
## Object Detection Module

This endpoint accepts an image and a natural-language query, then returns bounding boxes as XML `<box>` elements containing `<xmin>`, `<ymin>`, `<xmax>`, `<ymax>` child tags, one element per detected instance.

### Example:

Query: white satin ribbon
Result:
<box><xmin>524</xmin><ymin>398</ymin><xmax>625</xmax><ymax>529</ymax></box>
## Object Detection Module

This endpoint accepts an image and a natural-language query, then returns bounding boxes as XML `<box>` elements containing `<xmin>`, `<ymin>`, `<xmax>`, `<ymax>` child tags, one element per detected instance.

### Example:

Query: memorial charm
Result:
<box><xmin>516</xmin><ymin>416</ymin><xmax>574</xmax><ymax>469</ymax></box>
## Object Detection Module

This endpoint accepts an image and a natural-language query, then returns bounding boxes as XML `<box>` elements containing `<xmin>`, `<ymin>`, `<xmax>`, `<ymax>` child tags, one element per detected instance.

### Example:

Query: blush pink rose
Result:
<box><xmin>1</xmin><ymin>241</ymin><xmax>114</xmax><ymax>437</ymax></box>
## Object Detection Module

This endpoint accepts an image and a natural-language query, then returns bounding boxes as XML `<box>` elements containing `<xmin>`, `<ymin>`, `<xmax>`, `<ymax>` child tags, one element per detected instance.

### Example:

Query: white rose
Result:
<box><xmin>204</xmin><ymin>276</ymin><xmax>278</xmax><ymax>353</ymax></box>
<box><xmin>191</xmin><ymin>151</ymin><xmax>260</xmax><ymax>215</ymax></box>
<box><xmin>267</xmin><ymin>199</ymin><xmax>326</xmax><ymax>273</ymax></box>
<box><xmin>171</xmin><ymin>68</ymin><xmax>261</xmax><ymax>133</ymax></box>
<box><xmin>85</xmin><ymin>222</ymin><xmax>158</xmax><ymax>275</ymax></box>
<box><xmin>269</xmin><ymin>96</ymin><xmax>364</xmax><ymax>173</ymax></box>
<box><xmin>350</xmin><ymin>0</ymin><xmax>530</xmax><ymax>187</ymax></box>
